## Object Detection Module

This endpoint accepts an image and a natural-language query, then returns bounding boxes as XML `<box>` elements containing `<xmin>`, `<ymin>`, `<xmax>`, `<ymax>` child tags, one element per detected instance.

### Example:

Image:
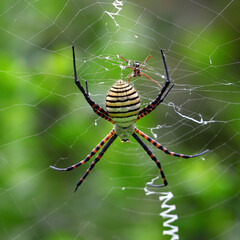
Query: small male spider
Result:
<box><xmin>50</xmin><ymin>46</ymin><xmax>208</xmax><ymax>192</ymax></box>
<box><xmin>119</xmin><ymin>55</ymin><xmax>160</xmax><ymax>86</ymax></box>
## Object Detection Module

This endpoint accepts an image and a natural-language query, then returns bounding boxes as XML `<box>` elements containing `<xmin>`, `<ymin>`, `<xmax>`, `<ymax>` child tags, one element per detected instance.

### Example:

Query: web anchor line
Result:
<box><xmin>144</xmin><ymin>177</ymin><xmax>179</xmax><ymax>240</ymax></box>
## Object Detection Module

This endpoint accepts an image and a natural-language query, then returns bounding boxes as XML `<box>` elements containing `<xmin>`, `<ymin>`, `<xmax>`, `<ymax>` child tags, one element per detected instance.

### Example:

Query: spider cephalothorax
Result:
<box><xmin>133</xmin><ymin>60</ymin><xmax>140</xmax><ymax>68</ymax></box>
<box><xmin>50</xmin><ymin>46</ymin><xmax>208</xmax><ymax>192</ymax></box>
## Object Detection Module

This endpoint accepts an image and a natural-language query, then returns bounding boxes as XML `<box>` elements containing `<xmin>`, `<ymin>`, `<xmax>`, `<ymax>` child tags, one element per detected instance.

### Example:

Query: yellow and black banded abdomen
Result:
<box><xmin>106</xmin><ymin>80</ymin><xmax>141</xmax><ymax>128</ymax></box>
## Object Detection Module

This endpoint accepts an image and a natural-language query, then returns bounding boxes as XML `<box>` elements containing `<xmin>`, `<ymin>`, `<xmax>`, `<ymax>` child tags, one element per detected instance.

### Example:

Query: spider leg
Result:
<box><xmin>125</xmin><ymin>66</ymin><xmax>134</xmax><ymax>70</ymax></box>
<box><xmin>72</xmin><ymin>46</ymin><xmax>114</xmax><ymax>124</ymax></box>
<box><xmin>132</xmin><ymin>133</ymin><xmax>168</xmax><ymax>187</ymax></box>
<box><xmin>140</xmin><ymin>55</ymin><xmax>152</xmax><ymax>68</ymax></box>
<box><xmin>136</xmin><ymin>49</ymin><xmax>174</xmax><ymax>121</ymax></box>
<box><xmin>141</xmin><ymin>72</ymin><xmax>161</xmax><ymax>86</ymax></box>
<box><xmin>136</xmin><ymin>84</ymin><xmax>174</xmax><ymax>121</ymax></box>
<box><xmin>74</xmin><ymin>133</ymin><xmax>117</xmax><ymax>192</ymax></box>
<box><xmin>85</xmin><ymin>80</ymin><xmax>89</xmax><ymax>96</ymax></box>
<box><xmin>128</xmin><ymin>73</ymin><xmax>134</xmax><ymax>82</ymax></box>
<box><xmin>135</xmin><ymin>128</ymin><xmax>209</xmax><ymax>158</ymax></box>
<box><xmin>119</xmin><ymin>55</ymin><xmax>131</xmax><ymax>65</ymax></box>
<box><xmin>50</xmin><ymin>129</ymin><xmax>115</xmax><ymax>172</ymax></box>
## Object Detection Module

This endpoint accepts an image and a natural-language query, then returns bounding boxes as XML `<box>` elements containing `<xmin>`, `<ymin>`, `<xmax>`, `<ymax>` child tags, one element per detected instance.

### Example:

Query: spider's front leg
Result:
<box><xmin>139</xmin><ymin>55</ymin><xmax>152</xmax><ymax>68</ymax></box>
<box><xmin>72</xmin><ymin>46</ymin><xmax>113</xmax><ymax>123</ymax></box>
<box><xmin>119</xmin><ymin>55</ymin><xmax>132</xmax><ymax>67</ymax></box>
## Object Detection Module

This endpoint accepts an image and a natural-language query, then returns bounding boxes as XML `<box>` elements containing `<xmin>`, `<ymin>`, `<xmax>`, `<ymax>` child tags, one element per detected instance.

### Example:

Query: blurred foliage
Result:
<box><xmin>0</xmin><ymin>0</ymin><xmax>239</xmax><ymax>240</ymax></box>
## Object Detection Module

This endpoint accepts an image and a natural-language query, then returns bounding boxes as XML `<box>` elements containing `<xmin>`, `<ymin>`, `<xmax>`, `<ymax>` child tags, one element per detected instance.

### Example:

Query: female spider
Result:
<box><xmin>50</xmin><ymin>46</ymin><xmax>208</xmax><ymax>192</ymax></box>
<box><xmin>120</xmin><ymin>55</ymin><xmax>160</xmax><ymax>86</ymax></box>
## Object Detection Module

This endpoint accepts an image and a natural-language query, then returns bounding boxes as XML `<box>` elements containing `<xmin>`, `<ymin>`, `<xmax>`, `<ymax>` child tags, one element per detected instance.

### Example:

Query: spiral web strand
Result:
<box><xmin>145</xmin><ymin>177</ymin><xmax>179</xmax><ymax>239</ymax></box>
<box><xmin>160</xmin><ymin>192</ymin><xmax>179</xmax><ymax>240</ymax></box>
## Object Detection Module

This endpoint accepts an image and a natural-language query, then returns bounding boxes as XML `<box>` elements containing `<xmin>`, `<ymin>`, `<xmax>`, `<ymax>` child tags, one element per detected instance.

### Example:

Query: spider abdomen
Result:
<box><xmin>106</xmin><ymin>80</ymin><xmax>141</xmax><ymax>128</ymax></box>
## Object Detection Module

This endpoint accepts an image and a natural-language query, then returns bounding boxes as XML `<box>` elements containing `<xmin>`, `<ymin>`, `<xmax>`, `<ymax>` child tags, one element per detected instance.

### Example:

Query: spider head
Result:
<box><xmin>133</xmin><ymin>61</ymin><xmax>140</xmax><ymax>68</ymax></box>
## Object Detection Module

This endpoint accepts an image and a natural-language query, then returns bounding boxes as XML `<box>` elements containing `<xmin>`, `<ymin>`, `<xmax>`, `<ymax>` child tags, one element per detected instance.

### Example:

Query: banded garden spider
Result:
<box><xmin>50</xmin><ymin>46</ymin><xmax>208</xmax><ymax>192</ymax></box>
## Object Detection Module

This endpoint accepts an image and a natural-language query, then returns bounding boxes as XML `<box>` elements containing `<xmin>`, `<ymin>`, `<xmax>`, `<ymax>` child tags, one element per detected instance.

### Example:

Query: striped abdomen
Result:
<box><xmin>106</xmin><ymin>80</ymin><xmax>141</xmax><ymax>128</ymax></box>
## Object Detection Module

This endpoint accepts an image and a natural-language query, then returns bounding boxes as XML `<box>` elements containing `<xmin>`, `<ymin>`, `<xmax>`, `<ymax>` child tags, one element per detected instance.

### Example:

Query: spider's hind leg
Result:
<box><xmin>74</xmin><ymin>133</ymin><xmax>118</xmax><ymax>192</ymax></box>
<box><xmin>50</xmin><ymin>129</ymin><xmax>116</xmax><ymax>172</ymax></box>
<box><xmin>132</xmin><ymin>133</ymin><xmax>168</xmax><ymax>188</ymax></box>
<box><xmin>135</xmin><ymin>127</ymin><xmax>209</xmax><ymax>159</ymax></box>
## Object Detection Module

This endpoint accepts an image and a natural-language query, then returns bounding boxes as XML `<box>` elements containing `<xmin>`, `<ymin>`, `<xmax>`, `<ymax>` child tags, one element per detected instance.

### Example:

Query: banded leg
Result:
<box><xmin>74</xmin><ymin>133</ymin><xmax>117</xmax><ymax>192</ymax></box>
<box><xmin>135</xmin><ymin>128</ymin><xmax>209</xmax><ymax>158</ymax></box>
<box><xmin>50</xmin><ymin>129</ymin><xmax>115</xmax><ymax>171</ymax></box>
<box><xmin>72</xmin><ymin>46</ymin><xmax>114</xmax><ymax>124</ymax></box>
<box><xmin>132</xmin><ymin>133</ymin><xmax>168</xmax><ymax>187</ymax></box>
<box><xmin>136</xmin><ymin>49</ymin><xmax>174</xmax><ymax>121</ymax></box>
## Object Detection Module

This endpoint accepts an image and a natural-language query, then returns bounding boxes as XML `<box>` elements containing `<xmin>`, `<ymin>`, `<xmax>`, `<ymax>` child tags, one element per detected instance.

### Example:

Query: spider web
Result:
<box><xmin>0</xmin><ymin>0</ymin><xmax>239</xmax><ymax>239</ymax></box>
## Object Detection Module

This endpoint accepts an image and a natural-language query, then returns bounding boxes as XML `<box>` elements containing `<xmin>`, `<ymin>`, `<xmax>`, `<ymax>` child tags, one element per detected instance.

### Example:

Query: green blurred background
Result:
<box><xmin>0</xmin><ymin>0</ymin><xmax>239</xmax><ymax>239</ymax></box>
